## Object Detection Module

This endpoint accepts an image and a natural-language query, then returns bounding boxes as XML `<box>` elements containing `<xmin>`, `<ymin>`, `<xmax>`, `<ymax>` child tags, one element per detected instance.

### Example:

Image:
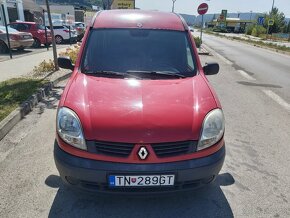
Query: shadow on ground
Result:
<box><xmin>46</xmin><ymin>173</ymin><xmax>235</xmax><ymax>218</ymax></box>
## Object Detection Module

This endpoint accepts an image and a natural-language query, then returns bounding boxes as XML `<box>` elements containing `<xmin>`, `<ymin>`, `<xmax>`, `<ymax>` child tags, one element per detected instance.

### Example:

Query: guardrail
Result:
<box><xmin>271</xmin><ymin>33</ymin><xmax>290</xmax><ymax>42</ymax></box>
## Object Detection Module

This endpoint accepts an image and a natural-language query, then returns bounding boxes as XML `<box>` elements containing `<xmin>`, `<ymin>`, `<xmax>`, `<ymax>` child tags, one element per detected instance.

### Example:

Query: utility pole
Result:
<box><xmin>271</xmin><ymin>0</ymin><xmax>275</xmax><ymax>13</ymax></box>
<box><xmin>43</xmin><ymin>9</ymin><xmax>49</xmax><ymax>51</ymax></box>
<box><xmin>45</xmin><ymin>0</ymin><xmax>59</xmax><ymax>71</ymax></box>
<box><xmin>172</xmin><ymin>0</ymin><xmax>177</xmax><ymax>13</ymax></box>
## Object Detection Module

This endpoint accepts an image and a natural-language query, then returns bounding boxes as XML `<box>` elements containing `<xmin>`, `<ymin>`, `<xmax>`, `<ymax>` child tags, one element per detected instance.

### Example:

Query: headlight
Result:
<box><xmin>56</xmin><ymin>107</ymin><xmax>87</xmax><ymax>150</ymax></box>
<box><xmin>197</xmin><ymin>109</ymin><xmax>225</xmax><ymax>151</ymax></box>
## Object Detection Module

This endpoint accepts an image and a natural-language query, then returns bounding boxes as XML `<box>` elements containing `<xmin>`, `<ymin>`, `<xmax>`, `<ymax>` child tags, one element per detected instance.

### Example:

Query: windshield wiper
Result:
<box><xmin>126</xmin><ymin>70</ymin><xmax>187</xmax><ymax>78</ymax></box>
<box><xmin>84</xmin><ymin>70</ymin><xmax>141</xmax><ymax>79</ymax></box>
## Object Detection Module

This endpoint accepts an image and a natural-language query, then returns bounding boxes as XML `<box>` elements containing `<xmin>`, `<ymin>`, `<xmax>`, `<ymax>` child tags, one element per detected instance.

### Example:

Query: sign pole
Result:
<box><xmin>45</xmin><ymin>0</ymin><xmax>59</xmax><ymax>71</ymax></box>
<box><xmin>266</xmin><ymin>20</ymin><xmax>274</xmax><ymax>40</ymax></box>
<box><xmin>43</xmin><ymin>9</ymin><xmax>49</xmax><ymax>51</ymax></box>
<box><xmin>200</xmin><ymin>14</ymin><xmax>204</xmax><ymax>44</ymax></box>
<box><xmin>67</xmin><ymin>13</ymin><xmax>72</xmax><ymax>45</ymax></box>
<box><xmin>197</xmin><ymin>3</ymin><xmax>209</xmax><ymax>46</ymax></box>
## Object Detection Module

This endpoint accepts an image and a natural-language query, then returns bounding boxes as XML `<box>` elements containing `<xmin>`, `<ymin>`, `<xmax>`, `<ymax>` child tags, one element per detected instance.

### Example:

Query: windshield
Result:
<box><xmin>81</xmin><ymin>29</ymin><xmax>197</xmax><ymax>78</ymax></box>
<box><xmin>36</xmin><ymin>24</ymin><xmax>46</xmax><ymax>30</ymax></box>
<box><xmin>0</xmin><ymin>26</ymin><xmax>19</xmax><ymax>33</ymax></box>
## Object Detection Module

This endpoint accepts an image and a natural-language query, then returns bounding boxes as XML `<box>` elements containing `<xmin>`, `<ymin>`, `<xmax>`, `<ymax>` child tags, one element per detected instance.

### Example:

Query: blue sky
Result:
<box><xmin>135</xmin><ymin>0</ymin><xmax>290</xmax><ymax>17</ymax></box>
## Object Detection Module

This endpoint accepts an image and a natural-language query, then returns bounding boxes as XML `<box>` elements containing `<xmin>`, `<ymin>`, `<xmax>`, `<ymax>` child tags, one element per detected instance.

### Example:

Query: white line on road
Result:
<box><xmin>263</xmin><ymin>90</ymin><xmax>290</xmax><ymax>111</ymax></box>
<box><xmin>214</xmin><ymin>52</ymin><xmax>233</xmax><ymax>65</ymax></box>
<box><xmin>238</xmin><ymin>70</ymin><xmax>256</xmax><ymax>81</ymax></box>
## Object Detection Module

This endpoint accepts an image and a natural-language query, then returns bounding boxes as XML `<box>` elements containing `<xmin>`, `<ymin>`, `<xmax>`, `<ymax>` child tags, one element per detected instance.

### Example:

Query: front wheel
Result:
<box><xmin>0</xmin><ymin>40</ymin><xmax>8</xmax><ymax>54</ymax></box>
<box><xmin>55</xmin><ymin>35</ymin><xmax>63</xmax><ymax>44</ymax></box>
<box><xmin>32</xmin><ymin>38</ymin><xmax>41</xmax><ymax>48</ymax></box>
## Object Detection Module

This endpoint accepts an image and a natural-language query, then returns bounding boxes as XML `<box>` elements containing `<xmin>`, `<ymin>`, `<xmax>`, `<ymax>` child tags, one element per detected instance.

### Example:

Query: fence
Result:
<box><xmin>271</xmin><ymin>33</ymin><xmax>290</xmax><ymax>42</ymax></box>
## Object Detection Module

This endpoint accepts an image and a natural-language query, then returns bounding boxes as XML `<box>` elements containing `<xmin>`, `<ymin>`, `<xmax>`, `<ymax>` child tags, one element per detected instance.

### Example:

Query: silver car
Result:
<box><xmin>0</xmin><ymin>26</ymin><xmax>34</xmax><ymax>53</ymax></box>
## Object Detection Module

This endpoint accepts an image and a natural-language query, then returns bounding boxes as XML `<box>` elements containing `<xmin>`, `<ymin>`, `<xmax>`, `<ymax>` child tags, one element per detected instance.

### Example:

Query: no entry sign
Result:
<box><xmin>197</xmin><ymin>3</ymin><xmax>208</xmax><ymax>15</ymax></box>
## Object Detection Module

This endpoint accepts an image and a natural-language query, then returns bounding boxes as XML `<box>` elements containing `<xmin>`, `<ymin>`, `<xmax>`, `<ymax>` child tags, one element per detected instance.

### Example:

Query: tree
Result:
<box><xmin>287</xmin><ymin>21</ymin><xmax>290</xmax><ymax>33</ymax></box>
<box><xmin>263</xmin><ymin>7</ymin><xmax>286</xmax><ymax>34</ymax></box>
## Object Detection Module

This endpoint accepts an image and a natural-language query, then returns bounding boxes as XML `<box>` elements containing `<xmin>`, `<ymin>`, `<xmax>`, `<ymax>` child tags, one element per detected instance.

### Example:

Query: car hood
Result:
<box><xmin>63</xmin><ymin>74</ymin><xmax>217</xmax><ymax>143</ymax></box>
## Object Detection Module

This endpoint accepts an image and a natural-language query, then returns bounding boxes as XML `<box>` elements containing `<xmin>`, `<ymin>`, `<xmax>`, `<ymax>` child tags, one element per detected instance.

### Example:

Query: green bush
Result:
<box><xmin>251</xmin><ymin>28</ymin><xmax>258</xmax><ymax>37</ymax></box>
<box><xmin>246</xmin><ymin>25</ymin><xmax>254</xmax><ymax>35</ymax></box>
<box><xmin>251</xmin><ymin>26</ymin><xmax>267</xmax><ymax>37</ymax></box>
<box><xmin>194</xmin><ymin>36</ymin><xmax>202</xmax><ymax>48</ymax></box>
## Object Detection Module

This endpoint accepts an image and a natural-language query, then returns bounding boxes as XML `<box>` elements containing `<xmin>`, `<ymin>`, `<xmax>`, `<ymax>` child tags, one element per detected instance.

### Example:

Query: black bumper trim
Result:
<box><xmin>54</xmin><ymin>141</ymin><xmax>225</xmax><ymax>193</ymax></box>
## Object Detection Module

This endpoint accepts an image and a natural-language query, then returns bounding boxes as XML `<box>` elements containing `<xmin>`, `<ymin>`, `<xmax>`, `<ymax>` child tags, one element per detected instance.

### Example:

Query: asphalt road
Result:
<box><xmin>0</xmin><ymin>43</ymin><xmax>290</xmax><ymax>217</ymax></box>
<box><xmin>201</xmin><ymin>33</ymin><xmax>290</xmax><ymax>103</ymax></box>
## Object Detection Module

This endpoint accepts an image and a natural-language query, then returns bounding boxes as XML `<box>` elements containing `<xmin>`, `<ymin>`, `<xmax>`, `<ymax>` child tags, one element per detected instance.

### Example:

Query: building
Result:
<box><xmin>208</xmin><ymin>18</ymin><xmax>254</xmax><ymax>33</ymax></box>
<box><xmin>0</xmin><ymin>0</ymin><xmax>43</xmax><ymax>25</ymax></box>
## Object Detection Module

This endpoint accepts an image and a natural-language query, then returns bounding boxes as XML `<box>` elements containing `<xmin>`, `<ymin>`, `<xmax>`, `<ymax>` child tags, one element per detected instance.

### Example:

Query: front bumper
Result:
<box><xmin>54</xmin><ymin>141</ymin><xmax>225</xmax><ymax>194</ymax></box>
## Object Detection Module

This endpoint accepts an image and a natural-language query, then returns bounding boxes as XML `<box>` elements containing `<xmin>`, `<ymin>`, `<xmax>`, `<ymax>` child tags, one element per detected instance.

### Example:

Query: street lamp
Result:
<box><xmin>172</xmin><ymin>0</ymin><xmax>177</xmax><ymax>13</ymax></box>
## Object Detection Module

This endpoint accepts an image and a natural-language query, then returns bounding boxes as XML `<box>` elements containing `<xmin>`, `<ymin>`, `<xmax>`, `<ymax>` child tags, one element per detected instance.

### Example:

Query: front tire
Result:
<box><xmin>32</xmin><ymin>38</ymin><xmax>41</xmax><ymax>48</ymax></box>
<box><xmin>55</xmin><ymin>35</ymin><xmax>63</xmax><ymax>44</ymax></box>
<box><xmin>0</xmin><ymin>40</ymin><xmax>8</xmax><ymax>54</ymax></box>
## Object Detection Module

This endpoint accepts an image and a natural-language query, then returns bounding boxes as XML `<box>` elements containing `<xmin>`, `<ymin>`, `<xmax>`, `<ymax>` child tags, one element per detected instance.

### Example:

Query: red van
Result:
<box><xmin>55</xmin><ymin>10</ymin><xmax>225</xmax><ymax>194</ymax></box>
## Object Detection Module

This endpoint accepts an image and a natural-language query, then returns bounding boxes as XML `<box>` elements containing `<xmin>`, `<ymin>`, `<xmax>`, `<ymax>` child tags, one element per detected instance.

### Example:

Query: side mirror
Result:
<box><xmin>203</xmin><ymin>62</ymin><xmax>219</xmax><ymax>75</ymax></box>
<box><xmin>58</xmin><ymin>57</ymin><xmax>74</xmax><ymax>70</ymax></box>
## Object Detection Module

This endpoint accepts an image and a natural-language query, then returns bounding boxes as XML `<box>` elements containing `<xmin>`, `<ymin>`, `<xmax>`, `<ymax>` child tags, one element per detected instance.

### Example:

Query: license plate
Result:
<box><xmin>23</xmin><ymin>35</ymin><xmax>30</xmax><ymax>39</ymax></box>
<box><xmin>109</xmin><ymin>175</ymin><xmax>175</xmax><ymax>187</ymax></box>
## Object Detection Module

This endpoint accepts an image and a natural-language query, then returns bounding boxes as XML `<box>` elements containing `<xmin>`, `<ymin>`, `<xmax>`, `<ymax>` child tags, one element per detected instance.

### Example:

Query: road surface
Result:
<box><xmin>0</xmin><ymin>47</ymin><xmax>290</xmax><ymax>217</ymax></box>
<box><xmin>202</xmin><ymin>33</ymin><xmax>290</xmax><ymax>104</ymax></box>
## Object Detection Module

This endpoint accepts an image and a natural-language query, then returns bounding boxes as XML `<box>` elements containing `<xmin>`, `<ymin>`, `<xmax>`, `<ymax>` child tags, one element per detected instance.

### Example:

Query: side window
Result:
<box><xmin>17</xmin><ymin>24</ymin><xmax>28</xmax><ymax>31</ymax></box>
<box><xmin>186</xmin><ymin>37</ymin><xmax>194</xmax><ymax>70</ymax></box>
<box><xmin>9</xmin><ymin>24</ymin><xmax>18</xmax><ymax>30</ymax></box>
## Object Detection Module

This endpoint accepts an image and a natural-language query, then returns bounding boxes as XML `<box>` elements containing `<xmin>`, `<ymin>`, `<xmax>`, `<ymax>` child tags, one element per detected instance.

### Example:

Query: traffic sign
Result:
<box><xmin>221</xmin><ymin>10</ymin><xmax>227</xmax><ymax>21</ymax></box>
<box><xmin>197</xmin><ymin>3</ymin><xmax>208</xmax><ymax>15</ymax></box>
<box><xmin>257</xmin><ymin>17</ymin><xmax>265</xmax><ymax>25</ymax></box>
<box><xmin>268</xmin><ymin>19</ymin><xmax>274</xmax><ymax>26</ymax></box>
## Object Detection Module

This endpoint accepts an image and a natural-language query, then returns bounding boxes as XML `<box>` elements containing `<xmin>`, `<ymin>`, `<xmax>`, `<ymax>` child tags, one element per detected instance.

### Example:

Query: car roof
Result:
<box><xmin>10</xmin><ymin>21</ymin><xmax>36</xmax><ymax>25</ymax></box>
<box><xmin>93</xmin><ymin>10</ymin><xmax>186</xmax><ymax>31</ymax></box>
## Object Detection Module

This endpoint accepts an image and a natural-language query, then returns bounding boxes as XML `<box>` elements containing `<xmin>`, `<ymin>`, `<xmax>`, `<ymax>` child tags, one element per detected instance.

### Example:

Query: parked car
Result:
<box><xmin>47</xmin><ymin>25</ymin><xmax>77</xmax><ymax>44</ymax></box>
<box><xmin>8</xmin><ymin>22</ymin><xmax>52</xmax><ymax>48</ymax></box>
<box><xmin>0</xmin><ymin>26</ymin><xmax>33</xmax><ymax>53</ymax></box>
<box><xmin>73</xmin><ymin>22</ymin><xmax>85</xmax><ymax>41</ymax></box>
<box><xmin>55</xmin><ymin>10</ymin><xmax>225</xmax><ymax>194</ymax></box>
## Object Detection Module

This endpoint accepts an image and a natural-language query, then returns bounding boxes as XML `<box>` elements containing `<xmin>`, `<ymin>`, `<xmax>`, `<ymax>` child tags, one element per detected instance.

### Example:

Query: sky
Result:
<box><xmin>135</xmin><ymin>0</ymin><xmax>290</xmax><ymax>17</ymax></box>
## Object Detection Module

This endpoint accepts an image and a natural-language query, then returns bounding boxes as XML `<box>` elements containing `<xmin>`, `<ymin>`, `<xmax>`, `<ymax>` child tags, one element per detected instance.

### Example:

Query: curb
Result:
<box><xmin>198</xmin><ymin>46</ymin><xmax>211</xmax><ymax>55</ymax></box>
<box><xmin>0</xmin><ymin>72</ymin><xmax>71</xmax><ymax>141</ymax></box>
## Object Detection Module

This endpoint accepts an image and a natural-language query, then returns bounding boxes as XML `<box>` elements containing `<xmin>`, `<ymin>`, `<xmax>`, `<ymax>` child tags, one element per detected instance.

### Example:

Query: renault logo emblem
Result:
<box><xmin>138</xmin><ymin>147</ymin><xmax>149</xmax><ymax>160</ymax></box>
